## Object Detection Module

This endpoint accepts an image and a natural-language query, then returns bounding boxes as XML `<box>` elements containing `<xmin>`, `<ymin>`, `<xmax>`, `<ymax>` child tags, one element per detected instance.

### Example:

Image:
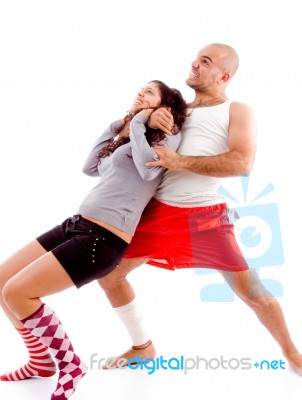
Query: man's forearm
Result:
<box><xmin>177</xmin><ymin>150</ymin><xmax>254</xmax><ymax>177</ymax></box>
<box><xmin>147</xmin><ymin>146</ymin><xmax>255</xmax><ymax>177</ymax></box>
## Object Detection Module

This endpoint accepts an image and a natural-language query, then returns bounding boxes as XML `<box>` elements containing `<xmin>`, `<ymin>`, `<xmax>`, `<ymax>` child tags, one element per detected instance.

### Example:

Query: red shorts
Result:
<box><xmin>124</xmin><ymin>198</ymin><xmax>248</xmax><ymax>272</ymax></box>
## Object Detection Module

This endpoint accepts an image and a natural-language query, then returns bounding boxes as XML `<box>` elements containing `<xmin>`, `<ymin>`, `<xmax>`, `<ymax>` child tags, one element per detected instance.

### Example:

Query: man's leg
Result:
<box><xmin>221</xmin><ymin>268</ymin><xmax>302</xmax><ymax>375</ymax></box>
<box><xmin>98</xmin><ymin>257</ymin><xmax>156</xmax><ymax>366</ymax></box>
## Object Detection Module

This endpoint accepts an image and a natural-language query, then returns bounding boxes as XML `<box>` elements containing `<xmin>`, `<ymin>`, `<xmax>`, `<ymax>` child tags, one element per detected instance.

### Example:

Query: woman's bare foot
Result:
<box><xmin>102</xmin><ymin>340</ymin><xmax>156</xmax><ymax>369</ymax></box>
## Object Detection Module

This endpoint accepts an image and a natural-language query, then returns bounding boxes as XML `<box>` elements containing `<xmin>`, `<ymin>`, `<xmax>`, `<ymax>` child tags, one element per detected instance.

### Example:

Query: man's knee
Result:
<box><xmin>223</xmin><ymin>269</ymin><xmax>273</xmax><ymax>306</ymax></box>
<box><xmin>235</xmin><ymin>271</ymin><xmax>273</xmax><ymax>308</ymax></box>
<box><xmin>98</xmin><ymin>269</ymin><xmax>124</xmax><ymax>291</ymax></box>
<box><xmin>98</xmin><ymin>257</ymin><xmax>146</xmax><ymax>291</ymax></box>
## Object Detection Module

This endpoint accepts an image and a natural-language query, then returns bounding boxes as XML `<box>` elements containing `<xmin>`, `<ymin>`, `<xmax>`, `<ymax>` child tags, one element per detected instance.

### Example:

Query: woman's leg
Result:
<box><xmin>2</xmin><ymin>252</ymin><xmax>87</xmax><ymax>399</ymax></box>
<box><xmin>0</xmin><ymin>240</ymin><xmax>58</xmax><ymax>380</ymax></box>
<box><xmin>0</xmin><ymin>240</ymin><xmax>46</xmax><ymax>326</ymax></box>
<box><xmin>0</xmin><ymin>326</ymin><xmax>57</xmax><ymax>381</ymax></box>
<box><xmin>2</xmin><ymin>250</ymin><xmax>75</xmax><ymax>318</ymax></box>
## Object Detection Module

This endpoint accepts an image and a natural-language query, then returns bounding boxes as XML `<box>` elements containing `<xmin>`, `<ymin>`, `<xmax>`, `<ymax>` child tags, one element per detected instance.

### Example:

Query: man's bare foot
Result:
<box><xmin>285</xmin><ymin>351</ymin><xmax>302</xmax><ymax>376</ymax></box>
<box><xmin>102</xmin><ymin>340</ymin><xmax>156</xmax><ymax>369</ymax></box>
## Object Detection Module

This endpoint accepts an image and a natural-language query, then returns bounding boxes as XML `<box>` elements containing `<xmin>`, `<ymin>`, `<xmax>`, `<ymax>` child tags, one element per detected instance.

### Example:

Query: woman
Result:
<box><xmin>0</xmin><ymin>80</ymin><xmax>187</xmax><ymax>399</ymax></box>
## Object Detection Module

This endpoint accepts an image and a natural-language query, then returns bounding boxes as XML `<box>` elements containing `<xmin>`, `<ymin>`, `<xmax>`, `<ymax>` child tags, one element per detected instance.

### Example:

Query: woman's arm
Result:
<box><xmin>82</xmin><ymin>119</ymin><xmax>124</xmax><ymax>176</ymax></box>
<box><xmin>130</xmin><ymin>112</ymin><xmax>181</xmax><ymax>181</ymax></box>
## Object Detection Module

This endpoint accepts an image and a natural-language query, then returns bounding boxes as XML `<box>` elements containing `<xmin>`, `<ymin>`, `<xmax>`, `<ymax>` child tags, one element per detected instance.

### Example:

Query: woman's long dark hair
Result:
<box><xmin>97</xmin><ymin>80</ymin><xmax>187</xmax><ymax>159</ymax></box>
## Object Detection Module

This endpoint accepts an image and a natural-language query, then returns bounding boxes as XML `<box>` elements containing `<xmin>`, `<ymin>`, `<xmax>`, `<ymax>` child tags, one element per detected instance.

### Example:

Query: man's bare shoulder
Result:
<box><xmin>229</xmin><ymin>101</ymin><xmax>256</xmax><ymax>122</ymax></box>
<box><xmin>229</xmin><ymin>101</ymin><xmax>254</xmax><ymax>114</ymax></box>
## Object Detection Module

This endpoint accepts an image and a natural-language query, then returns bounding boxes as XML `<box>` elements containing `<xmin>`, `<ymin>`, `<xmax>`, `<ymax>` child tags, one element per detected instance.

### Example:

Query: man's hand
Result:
<box><xmin>148</xmin><ymin>107</ymin><xmax>174</xmax><ymax>135</ymax></box>
<box><xmin>145</xmin><ymin>146</ymin><xmax>183</xmax><ymax>170</ymax></box>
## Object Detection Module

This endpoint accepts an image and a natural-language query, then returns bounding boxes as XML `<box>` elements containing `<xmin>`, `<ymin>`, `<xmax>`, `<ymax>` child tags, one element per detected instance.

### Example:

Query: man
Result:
<box><xmin>99</xmin><ymin>43</ymin><xmax>302</xmax><ymax>374</ymax></box>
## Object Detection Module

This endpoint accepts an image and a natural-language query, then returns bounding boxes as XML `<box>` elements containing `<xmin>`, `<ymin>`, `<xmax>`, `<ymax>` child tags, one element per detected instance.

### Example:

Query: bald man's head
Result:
<box><xmin>204</xmin><ymin>43</ymin><xmax>239</xmax><ymax>79</ymax></box>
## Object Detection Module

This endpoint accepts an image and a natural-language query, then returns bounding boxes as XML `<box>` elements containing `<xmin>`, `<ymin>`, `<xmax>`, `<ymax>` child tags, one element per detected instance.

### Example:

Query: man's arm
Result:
<box><xmin>146</xmin><ymin>102</ymin><xmax>257</xmax><ymax>177</ymax></box>
<box><xmin>147</xmin><ymin>107</ymin><xmax>174</xmax><ymax>134</ymax></box>
<box><xmin>129</xmin><ymin>111</ymin><xmax>181</xmax><ymax>181</ymax></box>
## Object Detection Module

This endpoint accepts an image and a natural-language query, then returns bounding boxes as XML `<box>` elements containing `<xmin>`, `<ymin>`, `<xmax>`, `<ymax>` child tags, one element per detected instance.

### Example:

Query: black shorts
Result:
<box><xmin>36</xmin><ymin>215</ymin><xmax>128</xmax><ymax>288</ymax></box>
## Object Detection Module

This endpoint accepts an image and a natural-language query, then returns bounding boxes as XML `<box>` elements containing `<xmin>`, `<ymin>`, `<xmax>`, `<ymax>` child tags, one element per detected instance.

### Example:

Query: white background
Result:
<box><xmin>1</xmin><ymin>0</ymin><xmax>302</xmax><ymax>399</ymax></box>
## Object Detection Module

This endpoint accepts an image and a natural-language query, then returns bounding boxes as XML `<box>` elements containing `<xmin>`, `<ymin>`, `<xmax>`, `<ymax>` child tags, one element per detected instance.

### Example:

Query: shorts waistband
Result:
<box><xmin>70</xmin><ymin>215</ymin><xmax>128</xmax><ymax>252</ymax></box>
<box><xmin>151</xmin><ymin>198</ymin><xmax>228</xmax><ymax>212</ymax></box>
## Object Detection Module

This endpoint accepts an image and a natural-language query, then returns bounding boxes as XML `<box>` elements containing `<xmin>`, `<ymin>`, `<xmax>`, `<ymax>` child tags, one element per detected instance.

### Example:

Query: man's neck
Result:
<box><xmin>187</xmin><ymin>92</ymin><xmax>228</xmax><ymax>108</ymax></box>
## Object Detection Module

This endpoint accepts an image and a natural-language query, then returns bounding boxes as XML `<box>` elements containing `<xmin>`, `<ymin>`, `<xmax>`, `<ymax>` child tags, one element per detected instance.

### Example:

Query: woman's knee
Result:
<box><xmin>2</xmin><ymin>278</ymin><xmax>23</xmax><ymax>312</ymax></box>
<box><xmin>0</xmin><ymin>264</ymin><xmax>12</xmax><ymax>294</ymax></box>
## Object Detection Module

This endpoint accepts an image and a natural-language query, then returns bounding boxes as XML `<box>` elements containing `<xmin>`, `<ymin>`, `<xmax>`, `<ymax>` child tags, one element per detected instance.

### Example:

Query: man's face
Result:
<box><xmin>186</xmin><ymin>46</ymin><xmax>223</xmax><ymax>91</ymax></box>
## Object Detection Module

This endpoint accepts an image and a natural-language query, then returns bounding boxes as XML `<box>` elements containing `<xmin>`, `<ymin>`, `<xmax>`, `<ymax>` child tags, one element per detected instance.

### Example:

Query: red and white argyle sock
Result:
<box><xmin>21</xmin><ymin>303</ymin><xmax>87</xmax><ymax>400</ymax></box>
<box><xmin>0</xmin><ymin>327</ymin><xmax>57</xmax><ymax>381</ymax></box>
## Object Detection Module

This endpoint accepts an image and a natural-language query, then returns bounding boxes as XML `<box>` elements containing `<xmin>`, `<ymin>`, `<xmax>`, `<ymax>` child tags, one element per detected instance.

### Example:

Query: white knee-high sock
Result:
<box><xmin>114</xmin><ymin>298</ymin><xmax>150</xmax><ymax>346</ymax></box>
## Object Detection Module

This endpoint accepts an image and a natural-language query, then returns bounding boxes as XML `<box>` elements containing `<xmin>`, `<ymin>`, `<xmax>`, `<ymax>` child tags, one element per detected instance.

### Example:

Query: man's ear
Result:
<box><xmin>219</xmin><ymin>72</ymin><xmax>231</xmax><ymax>83</ymax></box>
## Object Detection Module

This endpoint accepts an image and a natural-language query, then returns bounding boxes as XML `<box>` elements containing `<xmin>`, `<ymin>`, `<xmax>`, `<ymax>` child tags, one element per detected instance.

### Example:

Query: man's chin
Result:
<box><xmin>185</xmin><ymin>79</ymin><xmax>195</xmax><ymax>88</ymax></box>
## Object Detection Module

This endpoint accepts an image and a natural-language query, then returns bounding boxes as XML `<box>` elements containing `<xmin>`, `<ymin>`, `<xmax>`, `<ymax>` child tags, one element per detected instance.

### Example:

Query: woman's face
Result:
<box><xmin>130</xmin><ymin>82</ymin><xmax>162</xmax><ymax>112</ymax></box>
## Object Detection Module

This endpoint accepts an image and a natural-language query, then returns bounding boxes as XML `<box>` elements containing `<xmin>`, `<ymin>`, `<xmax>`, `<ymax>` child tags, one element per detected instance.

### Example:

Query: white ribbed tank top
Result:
<box><xmin>155</xmin><ymin>100</ymin><xmax>232</xmax><ymax>207</ymax></box>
